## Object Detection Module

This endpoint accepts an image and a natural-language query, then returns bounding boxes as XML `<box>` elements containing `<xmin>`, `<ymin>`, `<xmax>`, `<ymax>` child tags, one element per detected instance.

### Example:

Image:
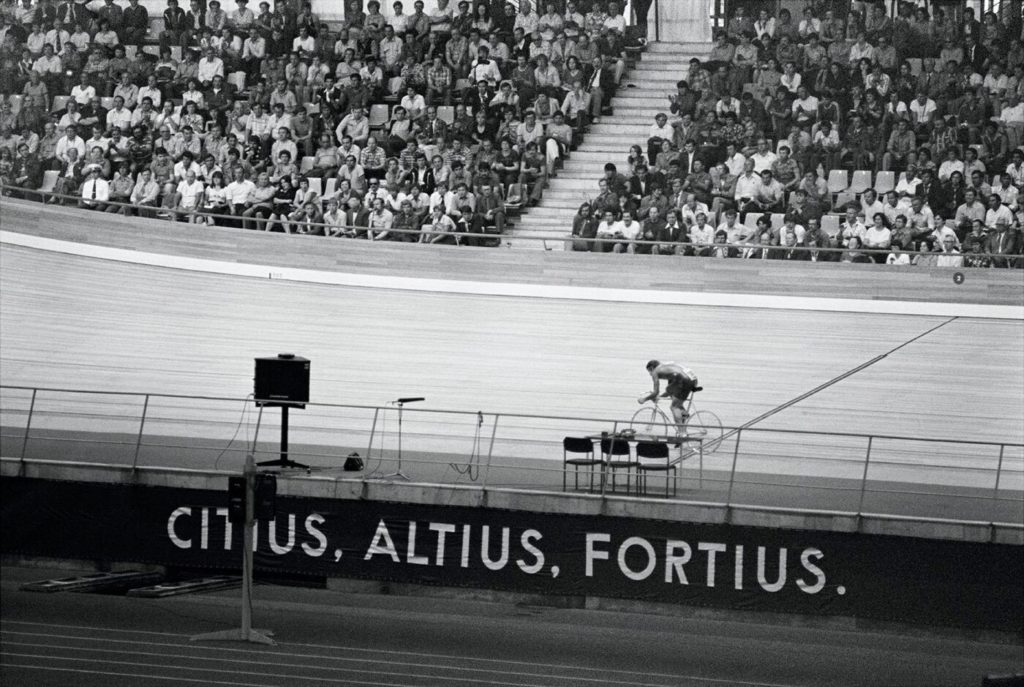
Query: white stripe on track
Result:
<box><xmin>0</xmin><ymin>622</ymin><xmax>797</xmax><ymax>687</ymax></box>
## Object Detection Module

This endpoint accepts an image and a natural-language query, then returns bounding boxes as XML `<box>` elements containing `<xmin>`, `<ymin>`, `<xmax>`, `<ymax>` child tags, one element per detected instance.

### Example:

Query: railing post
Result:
<box><xmin>480</xmin><ymin>414</ymin><xmax>500</xmax><ymax>490</ymax></box>
<box><xmin>857</xmin><ymin>436</ymin><xmax>874</xmax><ymax>517</ymax></box>
<box><xmin>366</xmin><ymin>407</ymin><xmax>379</xmax><ymax>465</ymax></box>
<box><xmin>131</xmin><ymin>394</ymin><xmax>150</xmax><ymax>471</ymax></box>
<box><xmin>18</xmin><ymin>388</ymin><xmax>38</xmax><ymax>475</ymax></box>
<box><xmin>990</xmin><ymin>444</ymin><xmax>1005</xmax><ymax>525</ymax></box>
<box><xmin>599</xmin><ymin>421</ymin><xmax>617</xmax><ymax>496</ymax></box>
<box><xmin>725</xmin><ymin>428</ymin><xmax>742</xmax><ymax>506</ymax></box>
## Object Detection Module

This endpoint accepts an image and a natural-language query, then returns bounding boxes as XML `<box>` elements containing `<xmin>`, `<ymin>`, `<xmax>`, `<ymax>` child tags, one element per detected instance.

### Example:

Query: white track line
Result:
<box><xmin>0</xmin><ymin>637</ymin><xmax>672</xmax><ymax>687</ymax></box>
<box><xmin>0</xmin><ymin>664</ymin><xmax>283</xmax><ymax>687</ymax></box>
<box><xmin>3</xmin><ymin>230</ymin><xmax>1020</xmax><ymax>320</ymax></box>
<box><xmin>0</xmin><ymin>623</ymin><xmax>796</xmax><ymax>687</ymax></box>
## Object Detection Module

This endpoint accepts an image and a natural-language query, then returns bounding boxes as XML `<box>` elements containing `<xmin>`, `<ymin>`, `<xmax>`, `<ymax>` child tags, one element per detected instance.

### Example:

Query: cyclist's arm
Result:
<box><xmin>638</xmin><ymin>372</ymin><xmax>661</xmax><ymax>403</ymax></box>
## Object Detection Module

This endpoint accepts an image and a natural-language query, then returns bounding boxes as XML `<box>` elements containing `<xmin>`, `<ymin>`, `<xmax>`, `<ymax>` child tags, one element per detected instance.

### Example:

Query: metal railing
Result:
<box><xmin>1</xmin><ymin>384</ymin><xmax>1021</xmax><ymax>528</ymax></box>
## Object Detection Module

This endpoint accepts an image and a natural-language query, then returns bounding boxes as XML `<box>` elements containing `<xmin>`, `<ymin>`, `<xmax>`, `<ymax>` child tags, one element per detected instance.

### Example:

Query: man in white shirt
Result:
<box><xmin>594</xmin><ymin>209</ymin><xmax>625</xmax><ymax>253</ymax></box>
<box><xmin>689</xmin><ymin>212</ymin><xmax>716</xmax><ymax>255</ymax></box>
<box><xmin>985</xmin><ymin>193</ymin><xmax>1015</xmax><ymax>228</ymax></box>
<box><xmin>908</xmin><ymin>92</ymin><xmax>937</xmax><ymax>134</ymax></box>
<box><xmin>224</xmin><ymin>167</ymin><xmax>256</xmax><ymax>224</ymax></box>
<box><xmin>70</xmin><ymin>73</ymin><xmax>95</xmax><ymax>106</ymax></box>
<box><xmin>197</xmin><ymin>46</ymin><xmax>225</xmax><ymax>85</ymax></box>
<box><xmin>749</xmin><ymin>138</ymin><xmax>777</xmax><ymax>173</ymax></box>
<box><xmin>733</xmin><ymin>158</ymin><xmax>761</xmax><ymax>210</ymax></box>
<box><xmin>906</xmin><ymin>196</ymin><xmax>935</xmax><ymax>235</ymax></box>
<box><xmin>937</xmin><ymin>148</ymin><xmax>964</xmax><ymax>182</ymax></box>
<box><xmin>172</xmin><ymin>169</ymin><xmax>204</xmax><ymax>219</ymax></box>
<box><xmin>106</xmin><ymin>97</ymin><xmax>133</xmax><ymax>134</ymax></box>
<box><xmin>79</xmin><ymin>167</ymin><xmax>109</xmax><ymax>210</ymax></box>
<box><xmin>602</xmin><ymin>1</ymin><xmax>626</xmax><ymax>34</ymax></box>
<box><xmin>54</xmin><ymin>124</ymin><xmax>85</xmax><ymax>163</ymax></box>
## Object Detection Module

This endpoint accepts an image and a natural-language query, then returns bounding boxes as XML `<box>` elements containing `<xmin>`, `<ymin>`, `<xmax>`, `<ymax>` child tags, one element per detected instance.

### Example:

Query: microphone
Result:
<box><xmin>396</xmin><ymin>397</ymin><xmax>425</xmax><ymax>404</ymax></box>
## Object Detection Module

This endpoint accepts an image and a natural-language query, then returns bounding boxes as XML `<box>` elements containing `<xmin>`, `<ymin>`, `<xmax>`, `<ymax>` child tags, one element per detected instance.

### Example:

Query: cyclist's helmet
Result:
<box><xmin>645</xmin><ymin>360</ymin><xmax>660</xmax><ymax>371</ymax></box>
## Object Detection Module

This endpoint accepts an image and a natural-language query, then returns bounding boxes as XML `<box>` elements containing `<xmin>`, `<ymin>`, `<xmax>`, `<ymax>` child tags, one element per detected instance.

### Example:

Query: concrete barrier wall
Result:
<box><xmin>4</xmin><ymin>458</ymin><xmax>1020</xmax><ymax>545</ymax></box>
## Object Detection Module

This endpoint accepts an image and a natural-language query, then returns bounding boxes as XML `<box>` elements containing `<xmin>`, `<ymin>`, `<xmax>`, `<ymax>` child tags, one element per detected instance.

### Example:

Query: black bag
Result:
<box><xmin>343</xmin><ymin>452</ymin><xmax>364</xmax><ymax>471</ymax></box>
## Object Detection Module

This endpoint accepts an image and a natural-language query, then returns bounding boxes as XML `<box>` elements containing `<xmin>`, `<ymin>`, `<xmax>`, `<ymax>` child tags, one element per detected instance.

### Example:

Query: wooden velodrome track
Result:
<box><xmin>1</xmin><ymin>198</ymin><xmax>1022</xmax><ymax>516</ymax></box>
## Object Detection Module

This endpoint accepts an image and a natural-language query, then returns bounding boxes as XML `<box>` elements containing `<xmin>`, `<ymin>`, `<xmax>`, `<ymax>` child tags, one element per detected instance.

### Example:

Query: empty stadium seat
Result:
<box><xmin>770</xmin><ymin>213</ymin><xmax>785</xmax><ymax>230</ymax></box>
<box><xmin>826</xmin><ymin>169</ymin><xmax>849</xmax><ymax>196</ymax></box>
<box><xmin>907</xmin><ymin>58</ymin><xmax>922</xmax><ymax>76</ymax></box>
<box><xmin>437</xmin><ymin>105</ymin><xmax>455</xmax><ymax>124</ymax></box>
<box><xmin>228</xmin><ymin>71</ymin><xmax>246</xmax><ymax>92</ymax></box>
<box><xmin>323</xmin><ymin>178</ymin><xmax>337</xmax><ymax>197</ymax></box>
<box><xmin>38</xmin><ymin>170</ymin><xmax>59</xmax><ymax>196</ymax></box>
<box><xmin>874</xmin><ymin>171</ymin><xmax>895</xmax><ymax>195</ymax></box>
<box><xmin>170</xmin><ymin>46</ymin><xmax>182</xmax><ymax>61</ymax></box>
<box><xmin>307</xmin><ymin>177</ymin><xmax>323</xmax><ymax>197</ymax></box>
<box><xmin>6</xmin><ymin>94</ymin><xmax>22</xmax><ymax>114</ymax></box>
<box><xmin>820</xmin><ymin>214</ymin><xmax>840</xmax><ymax>238</ymax></box>
<box><xmin>834</xmin><ymin>192</ymin><xmax>856</xmax><ymax>210</ymax></box>
<box><xmin>848</xmin><ymin>170</ymin><xmax>872</xmax><ymax>195</ymax></box>
<box><xmin>51</xmin><ymin>95</ymin><xmax>70</xmax><ymax>113</ymax></box>
<box><xmin>368</xmin><ymin>103</ymin><xmax>389</xmax><ymax>130</ymax></box>
<box><xmin>299</xmin><ymin>156</ymin><xmax>315</xmax><ymax>173</ymax></box>
<box><xmin>385</xmin><ymin>76</ymin><xmax>403</xmax><ymax>98</ymax></box>
<box><xmin>100</xmin><ymin>96</ymin><xmax>115</xmax><ymax>110</ymax></box>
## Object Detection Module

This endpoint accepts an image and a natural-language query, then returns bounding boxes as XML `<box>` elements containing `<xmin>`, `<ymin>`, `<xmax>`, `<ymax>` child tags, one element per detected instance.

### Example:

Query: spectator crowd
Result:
<box><xmin>569</xmin><ymin>1</ymin><xmax>1023</xmax><ymax>268</ymax></box>
<box><xmin>0</xmin><ymin>0</ymin><xmax>636</xmax><ymax>243</ymax></box>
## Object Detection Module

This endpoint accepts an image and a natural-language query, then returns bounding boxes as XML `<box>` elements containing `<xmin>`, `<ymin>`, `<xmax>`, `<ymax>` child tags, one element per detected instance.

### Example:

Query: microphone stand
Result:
<box><xmin>384</xmin><ymin>399</ymin><xmax>413</xmax><ymax>480</ymax></box>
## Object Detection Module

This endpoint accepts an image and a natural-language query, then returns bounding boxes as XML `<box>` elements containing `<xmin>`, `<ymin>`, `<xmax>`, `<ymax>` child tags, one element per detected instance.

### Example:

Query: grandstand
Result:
<box><xmin>0</xmin><ymin>0</ymin><xmax>1020</xmax><ymax>261</ymax></box>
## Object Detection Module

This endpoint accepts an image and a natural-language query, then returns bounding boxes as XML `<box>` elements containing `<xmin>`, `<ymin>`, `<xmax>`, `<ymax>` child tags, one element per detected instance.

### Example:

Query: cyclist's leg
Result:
<box><xmin>669</xmin><ymin>397</ymin><xmax>687</xmax><ymax>427</ymax></box>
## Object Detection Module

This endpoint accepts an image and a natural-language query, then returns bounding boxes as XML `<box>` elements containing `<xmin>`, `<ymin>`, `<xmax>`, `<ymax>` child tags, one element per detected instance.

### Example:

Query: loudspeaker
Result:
<box><xmin>254</xmin><ymin>354</ymin><xmax>310</xmax><ymax>407</ymax></box>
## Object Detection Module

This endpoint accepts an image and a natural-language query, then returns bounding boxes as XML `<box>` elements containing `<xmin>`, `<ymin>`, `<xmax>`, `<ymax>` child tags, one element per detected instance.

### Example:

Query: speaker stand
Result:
<box><xmin>257</xmin><ymin>406</ymin><xmax>309</xmax><ymax>470</ymax></box>
<box><xmin>383</xmin><ymin>401</ymin><xmax>410</xmax><ymax>480</ymax></box>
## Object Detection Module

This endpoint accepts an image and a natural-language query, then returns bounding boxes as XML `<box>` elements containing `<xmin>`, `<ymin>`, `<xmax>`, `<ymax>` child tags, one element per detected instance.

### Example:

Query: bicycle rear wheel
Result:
<box><xmin>683</xmin><ymin>410</ymin><xmax>723</xmax><ymax>453</ymax></box>
<box><xmin>630</xmin><ymin>406</ymin><xmax>675</xmax><ymax>437</ymax></box>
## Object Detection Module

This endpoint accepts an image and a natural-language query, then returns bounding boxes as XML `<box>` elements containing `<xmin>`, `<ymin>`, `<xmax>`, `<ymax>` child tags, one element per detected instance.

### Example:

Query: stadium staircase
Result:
<box><xmin>509</xmin><ymin>41</ymin><xmax>711</xmax><ymax>250</ymax></box>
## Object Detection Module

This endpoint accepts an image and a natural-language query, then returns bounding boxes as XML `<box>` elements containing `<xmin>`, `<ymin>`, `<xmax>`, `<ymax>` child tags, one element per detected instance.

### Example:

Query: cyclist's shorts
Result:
<box><xmin>665</xmin><ymin>373</ymin><xmax>697</xmax><ymax>400</ymax></box>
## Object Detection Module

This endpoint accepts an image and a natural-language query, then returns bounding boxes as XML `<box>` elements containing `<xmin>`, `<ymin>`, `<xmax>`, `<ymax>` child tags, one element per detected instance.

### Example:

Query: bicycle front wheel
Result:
<box><xmin>683</xmin><ymin>410</ymin><xmax>723</xmax><ymax>453</ymax></box>
<box><xmin>630</xmin><ymin>406</ymin><xmax>675</xmax><ymax>437</ymax></box>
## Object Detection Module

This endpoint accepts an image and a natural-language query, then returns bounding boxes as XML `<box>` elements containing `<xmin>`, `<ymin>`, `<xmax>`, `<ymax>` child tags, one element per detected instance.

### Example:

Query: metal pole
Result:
<box><xmin>190</xmin><ymin>453</ymin><xmax>274</xmax><ymax>645</ymax></box>
<box><xmin>131</xmin><ymin>394</ymin><xmax>149</xmax><ymax>471</ymax></box>
<box><xmin>990</xmin><ymin>444</ymin><xmax>1005</xmax><ymax>523</ymax></box>
<box><xmin>280</xmin><ymin>405</ymin><xmax>289</xmax><ymax>463</ymax></box>
<box><xmin>366</xmin><ymin>407</ymin><xmax>379</xmax><ymax>462</ymax></box>
<box><xmin>600</xmin><ymin>421</ymin><xmax>617</xmax><ymax>496</ymax></box>
<box><xmin>857</xmin><ymin>436</ymin><xmax>874</xmax><ymax>516</ymax></box>
<box><xmin>725</xmin><ymin>428</ymin><xmax>742</xmax><ymax>506</ymax></box>
<box><xmin>654</xmin><ymin>0</ymin><xmax>660</xmax><ymax>42</ymax></box>
<box><xmin>480</xmin><ymin>414</ymin><xmax>500</xmax><ymax>489</ymax></box>
<box><xmin>18</xmin><ymin>389</ymin><xmax>37</xmax><ymax>473</ymax></box>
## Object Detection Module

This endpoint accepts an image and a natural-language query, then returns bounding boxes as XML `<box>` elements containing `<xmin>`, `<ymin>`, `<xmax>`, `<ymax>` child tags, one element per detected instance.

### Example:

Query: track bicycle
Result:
<box><xmin>629</xmin><ymin>393</ymin><xmax>724</xmax><ymax>453</ymax></box>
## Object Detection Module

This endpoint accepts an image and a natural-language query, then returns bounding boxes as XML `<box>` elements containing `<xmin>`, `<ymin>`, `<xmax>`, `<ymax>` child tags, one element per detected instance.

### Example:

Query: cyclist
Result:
<box><xmin>638</xmin><ymin>360</ymin><xmax>699</xmax><ymax>426</ymax></box>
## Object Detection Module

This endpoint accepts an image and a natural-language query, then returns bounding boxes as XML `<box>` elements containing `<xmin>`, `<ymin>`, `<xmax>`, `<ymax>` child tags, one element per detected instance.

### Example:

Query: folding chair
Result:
<box><xmin>299</xmin><ymin>156</ymin><xmax>315</xmax><ymax>173</ymax></box>
<box><xmin>100</xmin><ymin>96</ymin><xmax>115</xmax><ymax>110</ymax></box>
<box><xmin>873</xmin><ymin>170</ymin><xmax>895</xmax><ymax>195</ymax></box>
<box><xmin>323</xmin><ymin>178</ymin><xmax>337</xmax><ymax>198</ymax></box>
<box><xmin>601</xmin><ymin>437</ymin><xmax>637</xmax><ymax>495</ymax></box>
<box><xmin>437</xmin><ymin>105</ymin><xmax>455</xmax><ymax>125</ymax></box>
<box><xmin>820</xmin><ymin>213</ymin><xmax>841</xmax><ymax>239</ymax></box>
<box><xmin>228</xmin><ymin>71</ymin><xmax>247</xmax><ymax>92</ymax></box>
<box><xmin>7</xmin><ymin>94</ymin><xmax>22</xmax><ymax>115</ymax></box>
<box><xmin>826</xmin><ymin>169</ymin><xmax>849</xmax><ymax>196</ymax></box>
<box><xmin>562</xmin><ymin>437</ymin><xmax>601</xmax><ymax>492</ymax></box>
<box><xmin>770</xmin><ymin>213</ymin><xmax>786</xmax><ymax>231</ymax></box>
<box><xmin>636</xmin><ymin>441</ymin><xmax>677</xmax><ymax>497</ymax></box>
<box><xmin>848</xmin><ymin>169</ymin><xmax>872</xmax><ymax>196</ymax></box>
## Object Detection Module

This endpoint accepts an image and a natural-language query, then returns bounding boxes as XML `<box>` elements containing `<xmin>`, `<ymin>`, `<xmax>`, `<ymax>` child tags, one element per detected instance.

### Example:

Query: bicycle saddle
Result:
<box><xmin>693</xmin><ymin>386</ymin><xmax>703</xmax><ymax>392</ymax></box>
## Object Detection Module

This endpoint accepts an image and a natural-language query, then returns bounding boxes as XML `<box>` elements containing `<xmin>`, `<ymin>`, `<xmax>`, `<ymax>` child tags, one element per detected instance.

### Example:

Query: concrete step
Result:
<box><xmin>615</xmin><ymin>88</ymin><xmax>674</xmax><ymax>98</ymax></box>
<box><xmin>647</xmin><ymin>42</ymin><xmax>713</xmax><ymax>53</ymax></box>
<box><xmin>622</xmin><ymin>72</ymin><xmax>696</xmax><ymax>83</ymax></box>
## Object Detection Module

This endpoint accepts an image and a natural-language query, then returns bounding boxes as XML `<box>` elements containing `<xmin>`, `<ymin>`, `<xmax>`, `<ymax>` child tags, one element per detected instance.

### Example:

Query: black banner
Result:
<box><xmin>2</xmin><ymin>477</ymin><xmax>1021</xmax><ymax>631</ymax></box>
